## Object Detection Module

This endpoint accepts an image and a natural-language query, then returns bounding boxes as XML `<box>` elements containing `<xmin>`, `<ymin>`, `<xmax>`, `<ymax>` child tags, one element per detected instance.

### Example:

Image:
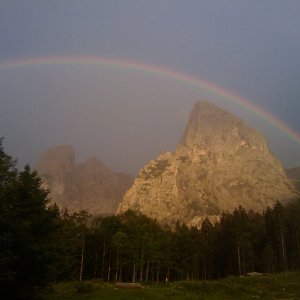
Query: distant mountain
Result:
<box><xmin>36</xmin><ymin>145</ymin><xmax>133</xmax><ymax>215</ymax></box>
<box><xmin>286</xmin><ymin>167</ymin><xmax>300</xmax><ymax>192</ymax></box>
<box><xmin>117</xmin><ymin>101</ymin><xmax>298</xmax><ymax>227</ymax></box>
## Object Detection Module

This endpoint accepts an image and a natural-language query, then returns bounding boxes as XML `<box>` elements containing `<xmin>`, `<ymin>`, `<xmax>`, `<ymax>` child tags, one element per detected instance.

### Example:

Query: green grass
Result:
<box><xmin>40</xmin><ymin>271</ymin><xmax>300</xmax><ymax>300</ymax></box>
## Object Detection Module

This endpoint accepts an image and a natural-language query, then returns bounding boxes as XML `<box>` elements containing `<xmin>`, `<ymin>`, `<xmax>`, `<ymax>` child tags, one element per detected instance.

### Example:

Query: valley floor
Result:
<box><xmin>41</xmin><ymin>271</ymin><xmax>300</xmax><ymax>300</ymax></box>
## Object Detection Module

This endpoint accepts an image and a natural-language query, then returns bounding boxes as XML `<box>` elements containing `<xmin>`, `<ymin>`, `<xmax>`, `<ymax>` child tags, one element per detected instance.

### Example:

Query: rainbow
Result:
<box><xmin>0</xmin><ymin>55</ymin><xmax>299</xmax><ymax>145</ymax></box>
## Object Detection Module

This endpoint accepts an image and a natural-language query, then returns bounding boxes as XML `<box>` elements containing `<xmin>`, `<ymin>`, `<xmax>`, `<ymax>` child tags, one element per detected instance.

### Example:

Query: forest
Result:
<box><xmin>1</xmin><ymin>140</ymin><xmax>300</xmax><ymax>299</ymax></box>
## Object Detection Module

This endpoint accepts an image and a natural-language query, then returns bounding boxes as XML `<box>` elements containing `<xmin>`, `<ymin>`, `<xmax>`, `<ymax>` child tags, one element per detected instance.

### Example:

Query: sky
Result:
<box><xmin>0</xmin><ymin>0</ymin><xmax>299</xmax><ymax>175</ymax></box>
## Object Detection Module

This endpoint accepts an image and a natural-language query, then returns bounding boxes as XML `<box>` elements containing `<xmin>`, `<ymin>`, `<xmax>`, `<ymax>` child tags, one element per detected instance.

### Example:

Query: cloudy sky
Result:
<box><xmin>0</xmin><ymin>1</ymin><xmax>299</xmax><ymax>175</ymax></box>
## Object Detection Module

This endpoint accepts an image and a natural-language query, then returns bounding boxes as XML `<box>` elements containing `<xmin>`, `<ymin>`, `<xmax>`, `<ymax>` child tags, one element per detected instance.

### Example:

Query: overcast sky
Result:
<box><xmin>0</xmin><ymin>1</ymin><xmax>299</xmax><ymax>175</ymax></box>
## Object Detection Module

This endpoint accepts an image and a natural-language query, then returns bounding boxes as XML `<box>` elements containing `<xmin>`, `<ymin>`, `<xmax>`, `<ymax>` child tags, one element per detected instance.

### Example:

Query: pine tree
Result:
<box><xmin>0</xmin><ymin>141</ymin><xmax>61</xmax><ymax>298</ymax></box>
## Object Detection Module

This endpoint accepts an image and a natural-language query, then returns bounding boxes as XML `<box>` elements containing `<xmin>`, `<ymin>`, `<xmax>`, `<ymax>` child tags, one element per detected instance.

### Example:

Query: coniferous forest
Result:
<box><xmin>1</xmin><ymin>141</ymin><xmax>300</xmax><ymax>299</ymax></box>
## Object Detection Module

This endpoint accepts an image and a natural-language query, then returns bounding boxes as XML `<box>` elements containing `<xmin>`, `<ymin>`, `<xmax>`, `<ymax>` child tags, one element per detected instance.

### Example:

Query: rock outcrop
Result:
<box><xmin>36</xmin><ymin>145</ymin><xmax>133</xmax><ymax>215</ymax></box>
<box><xmin>117</xmin><ymin>101</ymin><xmax>298</xmax><ymax>226</ymax></box>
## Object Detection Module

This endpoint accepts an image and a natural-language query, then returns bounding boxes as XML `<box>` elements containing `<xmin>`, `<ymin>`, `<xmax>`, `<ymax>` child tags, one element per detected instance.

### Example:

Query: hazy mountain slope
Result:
<box><xmin>36</xmin><ymin>145</ymin><xmax>133</xmax><ymax>215</ymax></box>
<box><xmin>286</xmin><ymin>167</ymin><xmax>300</xmax><ymax>192</ymax></box>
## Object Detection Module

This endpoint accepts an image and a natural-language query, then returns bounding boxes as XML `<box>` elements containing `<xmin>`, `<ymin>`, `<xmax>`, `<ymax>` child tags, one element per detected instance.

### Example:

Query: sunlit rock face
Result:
<box><xmin>117</xmin><ymin>101</ymin><xmax>298</xmax><ymax>227</ymax></box>
<box><xmin>36</xmin><ymin>145</ymin><xmax>133</xmax><ymax>215</ymax></box>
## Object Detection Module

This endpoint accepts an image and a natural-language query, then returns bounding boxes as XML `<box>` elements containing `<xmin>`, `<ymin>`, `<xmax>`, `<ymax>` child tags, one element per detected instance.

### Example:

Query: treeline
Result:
<box><xmin>62</xmin><ymin>200</ymin><xmax>300</xmax><ymax>283</ymax></box>
<box><xmin>1</xmin><ymin>141</ymin><xmax>300</xmax><ymax>298</ymax></box>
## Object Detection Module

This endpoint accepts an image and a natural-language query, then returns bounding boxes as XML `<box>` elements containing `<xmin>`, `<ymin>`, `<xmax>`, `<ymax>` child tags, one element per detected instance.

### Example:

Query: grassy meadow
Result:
<box><xmin>41</xmin><ymin>271</ymin><xmax>300</xmax><ymax>300</ymax></box>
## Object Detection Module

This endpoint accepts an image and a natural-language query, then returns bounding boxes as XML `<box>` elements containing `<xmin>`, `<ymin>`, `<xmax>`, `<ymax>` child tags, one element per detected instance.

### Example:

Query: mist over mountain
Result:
<box><xmin>36</xmin><ymin>145</ymin><xmax>133</xmax><ymax>215</ymax></box>
<box><xmin>118</xmin><ymin>101</ymin><xmax>298</xmax><ymax>226</ymax></box>
<box><xmin>286</xmin><ymin>167</ymin><xmax>300</xmax><ymax>192</ymax></box>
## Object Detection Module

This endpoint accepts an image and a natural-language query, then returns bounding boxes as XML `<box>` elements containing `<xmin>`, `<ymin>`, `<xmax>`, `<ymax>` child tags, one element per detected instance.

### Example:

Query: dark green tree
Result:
<box><xmin>0</xmin><ymin>141</ymin><xmax>61</xmax><ymax>298</ymax></box>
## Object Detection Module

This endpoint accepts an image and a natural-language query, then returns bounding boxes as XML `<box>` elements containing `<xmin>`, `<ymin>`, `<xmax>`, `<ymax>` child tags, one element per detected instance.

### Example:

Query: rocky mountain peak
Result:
<box><xmin>118</xmin><ymin>101</ymin><xmax>298</xmax><ymax>227</ymax></box>
<box><xmin>36</xmin><ymin>145</ymin><xmax>75</xmax><ymax>176</ymax></box>
<box><xmin>179</xmin><ymin>101</ymin><xmax>268</xmax><ymax>154</ymax></box>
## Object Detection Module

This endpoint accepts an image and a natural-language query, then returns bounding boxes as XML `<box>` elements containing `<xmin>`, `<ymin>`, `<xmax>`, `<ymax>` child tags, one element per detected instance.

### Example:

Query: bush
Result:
<box><xmin>74</xmin><ymin>281</ymin><xmax>93</xmax><ymax>294</ymax></box>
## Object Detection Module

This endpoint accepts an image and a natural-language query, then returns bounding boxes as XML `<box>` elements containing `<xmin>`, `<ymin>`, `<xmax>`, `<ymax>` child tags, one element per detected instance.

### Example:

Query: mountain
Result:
<box><xmin>36</xmin><ymin>145</ymin><xmax>133</xmax><ymax>215</ymax></box>
<box><xmin>286</xmin><ymin>167</ymin><xmax>300</xmax><ymax>192</ymax></box>
<box><xmin>117</xmin><ymin>101</ymin><xmax>298</xmax><ymax>227</ymax></box>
